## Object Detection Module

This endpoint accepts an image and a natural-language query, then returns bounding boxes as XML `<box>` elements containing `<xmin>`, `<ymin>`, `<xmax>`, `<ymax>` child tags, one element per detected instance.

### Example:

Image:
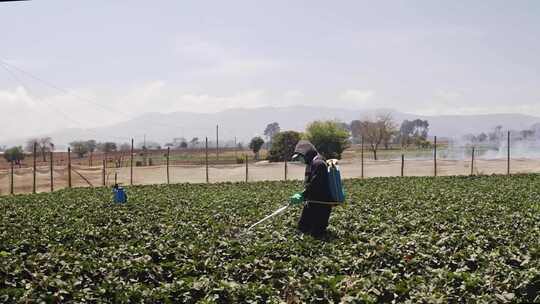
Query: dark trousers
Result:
<box><xmin>298</xmin><ymin>203</ymin><xmax>332</xmax><ymax>237</ymax></box>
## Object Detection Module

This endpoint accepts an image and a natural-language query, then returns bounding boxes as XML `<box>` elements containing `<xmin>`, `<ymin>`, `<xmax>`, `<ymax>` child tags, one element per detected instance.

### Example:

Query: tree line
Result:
<box><xmin>249</xmin><ymin>114</ymin><xmax>430</xmax><ymax>162</ymax></box>
<box><xmin>1</xmin><ymin>114</ymin><xmax>432</xmax><ymax>166</ymax></box>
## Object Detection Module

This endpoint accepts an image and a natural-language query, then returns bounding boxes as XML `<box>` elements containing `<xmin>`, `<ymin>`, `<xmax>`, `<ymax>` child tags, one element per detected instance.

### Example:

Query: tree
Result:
<box><xmin>179</xmin><ymin>141</ymin><xmax>188</xmax><ymax>149</ymax></box>
<box><xmin>399</xmin><ymin>119</ymin><xmax>429</xmax><ymax>148</ymax></box>
<box><xmin>264</xmin><ymin>122</ymin><xmax>280</xmax><ymax>148</ymax></box>
<box><xmin>305</xmin><ymin>121</ymin><xmax>350</xmax><ymax>159</ymax></box>
<box><xmin>379</xmin><ymin>114</ymin><xmax>398</xmax><ymax>149</ymax></box>
<box><xmin>190</xmin><ymin>137</ymin><xmax>200</xmax><ymax>148</ymax></box>
<box><xmin>350</xmin><ymin>120</ymin><xmax>364</xmax><ymax>144</ymax></box>
<box><xmin>97</xmin><ymin>142</ymin><xmax>117</xmax><ymax>153</ymax></box>
<box><xmin>119</xmin><ymin>143</ymin><xmax>131</xmax><ymax>151</ymax></box>
<box><xmin>354</xmin><ymin>114</ymin><xmax>398</xmax><ymax>160</ymax></box>
<box><xmin>3</xmin><ymin>146</ymin><xmax>25</xmax><ymax>166</ymax></box>
<box><xmin>477</xmin><ymin>132</ymin><xmax>488</xmax><ymax>142</ymax></box>
<box><xmin>25</xmin><ymin>137</ymin><xmax>54</xmax><ymax>161</ymax></box>
<box><xmin>69</xmin><ymin>141</ymin><xmax>89</xmax><ymax>158</ymax></box>
<box><xmin>355</xmin><ymin>120</ymin><xmax>382</xmax><ymax>160</ymax></box>
<box><xmin>86</xmin><ymin>140</ymin><xmax>97</xmax><ymax>153</ymax></box>
<box><xmin>249</xmin><ymin>136</ymin><xmax>265</xmax><ymax>160</ymax></box>
<box><xmin>137</xmin><ymin>141</ymin><xmax>161</xmax><ymax>150</ymax></box>
<box><xmin>267</xmin><ymin>131</ymin><xmax>302</xmax><ymax>162</ymax></box>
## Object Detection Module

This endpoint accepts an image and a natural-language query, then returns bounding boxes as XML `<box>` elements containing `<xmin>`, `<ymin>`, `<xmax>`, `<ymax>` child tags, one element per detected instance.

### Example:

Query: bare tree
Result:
<box><xmin>379</xmin><ymin>113</ymin><xmax>398</xmax><ymax>150</ymax></box>
<box><xmin>25</xmin><ymin>137</ymin><xmax>54</xmax><ymax>161</ymax></box>
<box><xmin>353</xmin><ymin>113</ymin><xmax>397</xmax><ymax>160</ymax></box>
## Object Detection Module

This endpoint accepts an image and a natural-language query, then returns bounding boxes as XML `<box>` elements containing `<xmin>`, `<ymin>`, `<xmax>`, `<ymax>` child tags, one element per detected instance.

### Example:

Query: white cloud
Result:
<box><xmin>173</xmin><ymin>36</ymin><xmax>281</xmax><ymax>77</ymax></box>
<box><xmin>339</xmin><ymin>89</ymin><xmax>375</xmax><ymax>106</ymax></box>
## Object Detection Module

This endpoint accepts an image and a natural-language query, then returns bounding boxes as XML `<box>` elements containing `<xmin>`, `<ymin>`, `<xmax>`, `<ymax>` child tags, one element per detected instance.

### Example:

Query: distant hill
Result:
<box><xmin>2</xmin><ymin>106</ymin><xmax>539</xmax><ymax>149</ymax></box>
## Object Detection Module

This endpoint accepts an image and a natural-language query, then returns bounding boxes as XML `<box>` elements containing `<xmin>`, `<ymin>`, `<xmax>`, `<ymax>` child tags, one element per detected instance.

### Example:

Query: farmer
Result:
<box><xmin>289</xmin><ymin>140</ymin><xmax>334</xmax><ymax>237</ymax></box>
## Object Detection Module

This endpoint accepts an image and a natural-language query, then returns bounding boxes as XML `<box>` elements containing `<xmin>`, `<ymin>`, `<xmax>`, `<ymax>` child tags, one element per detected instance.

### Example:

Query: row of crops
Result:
<box><xmin>1</xmin><ymin>175</ymin><xmax>539</xmax><ymax>302</ymax></box>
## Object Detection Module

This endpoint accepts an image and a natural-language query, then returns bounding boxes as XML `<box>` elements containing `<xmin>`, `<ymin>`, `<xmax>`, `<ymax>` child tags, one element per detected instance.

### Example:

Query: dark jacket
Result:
<box><xmin>293</xmin><ymin>140</ymin><xmax>333</xmax><ymax>236</ymax></box>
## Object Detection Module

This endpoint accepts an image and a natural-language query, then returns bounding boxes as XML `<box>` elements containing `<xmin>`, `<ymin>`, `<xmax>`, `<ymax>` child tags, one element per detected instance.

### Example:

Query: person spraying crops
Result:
<box><xmin>289</xmin><ymin>140</ymin><xmax>344</xmax><ymax>237</ymax></box>
<box><xmin>244</xmin><ymin>140</ymin><xmax>344</xmax><ymax>236</ymax></box>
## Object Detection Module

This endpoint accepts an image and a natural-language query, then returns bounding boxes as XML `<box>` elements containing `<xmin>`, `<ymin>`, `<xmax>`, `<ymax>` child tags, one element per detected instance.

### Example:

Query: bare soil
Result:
<box><xmin>1</xmin><ymin>158</ymin><xmax>540</xmax><ymax>195</ymax></box>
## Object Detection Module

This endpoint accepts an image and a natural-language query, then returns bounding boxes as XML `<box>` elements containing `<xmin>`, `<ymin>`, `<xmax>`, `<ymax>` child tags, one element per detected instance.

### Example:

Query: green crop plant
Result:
<box><xmin>1</xmin><ymin>175</ymin><xmax>539</xmax><ymax>302</ymax></box>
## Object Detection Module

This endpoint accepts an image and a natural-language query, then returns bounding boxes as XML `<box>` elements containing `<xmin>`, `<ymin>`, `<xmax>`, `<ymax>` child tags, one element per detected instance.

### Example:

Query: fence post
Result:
<box><xmin>130</xmin><ymin>138</ymin><xmax>134</xmax><ymax>185</ymax></box>
<box><xmin>507</xmin><ymin>131</ymin><xmax>510</xmax><ymax>175</ymax></box>
<box><xmin>33</xmin><ymin>142</ymin><xmax>37</xmax><ymax>193</ymax></box>
<box><xmin>10</xmin><ymin>161</ymin><xmax>14</xmax><ymax>195</ymax></box>
<box><xmin>89</xmin><ymin>151</ymin><xmax>93</xmax><ymax>167</ymax></box>
<box><xmin>68</xmin><ymin>147</ymin><xmax>72</xmax><ymax>188</ymax></box>
<box><xmin>216</xmin><ymin>124</ymin><xmax>219</xmax><ymax>161</ymax></box>
<box><xmin>166</xmin><ymin>147</ymin><xmax>170</xmax><ymax>184</ymax></box>
<box><xmin>114</xmin><ymin>172</ymin><xmax>117</xmax><ymax>185</ymax></box>
<box><xmin>361</xmin><ymin>136</ymin><xmax>364</xmax><ymax>179</ymax></box>
<box><xmin>50</xmin><ymin>150</ymin><xmax>54</xmax><ymax>192</ymax></box>
<box><xmin>433</xmin><ymin>136</ymin><xmax>437</xmax><ymax>177</ymax></box>
<box><xmin>401</xmin><ymin>154</ymin><xmax>404</xmax><ymax>177</ymax></box>
<box><xmin>284</xmin><ymin>159</ymin><xmax>288</xmax><ymax>181</ymax></box>
<box><xmin>471</xmin><ymin>147</ymin><xmax>475</xmax><ymax>176</ymax></box>
<box><xmin>245</xmin><ymin>154</ymin><xmax>248</xmax><ymax>182</ymax></box>
<box><xmin>102</xmin><ymin>159</ymin><xmax>106</xmax><ymax>186</ymax></box>
<box><xmin>205</xmin><ymin>137</ymin><xmax>209</xmax><ymax>183</ymax></box>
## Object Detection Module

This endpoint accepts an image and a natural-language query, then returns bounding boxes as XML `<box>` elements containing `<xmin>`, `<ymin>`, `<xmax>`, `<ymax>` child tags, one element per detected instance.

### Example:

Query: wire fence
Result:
<box><xmin>2</xmin><ymin>134</ymin><xmax>540</xmax><ymax>196</ymax></box>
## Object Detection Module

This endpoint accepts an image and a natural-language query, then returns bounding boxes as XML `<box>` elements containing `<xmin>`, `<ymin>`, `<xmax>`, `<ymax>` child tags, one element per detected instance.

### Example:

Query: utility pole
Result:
<box><xmin>216</xmin><ymin>124</ymin><xmax>219</xmax><ymax>161</ymax></box>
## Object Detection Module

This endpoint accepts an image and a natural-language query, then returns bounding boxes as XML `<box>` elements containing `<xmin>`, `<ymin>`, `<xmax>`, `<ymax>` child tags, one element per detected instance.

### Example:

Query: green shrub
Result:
<box><xmin>305</xmin><ymin>121</ymin><xmax>350</xmax><ymax>159</ymax></box>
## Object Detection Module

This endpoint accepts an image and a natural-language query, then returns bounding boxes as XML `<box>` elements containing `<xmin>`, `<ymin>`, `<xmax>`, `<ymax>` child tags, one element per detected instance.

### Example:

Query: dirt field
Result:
<box><xmin>1</xmin><ymin>157</ymin><xmax>540</xmax><ymax>195</ymax></box>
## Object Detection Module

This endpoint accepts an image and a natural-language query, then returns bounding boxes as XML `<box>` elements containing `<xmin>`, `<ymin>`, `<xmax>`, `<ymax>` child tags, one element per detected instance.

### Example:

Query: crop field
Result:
<box><xmin>1</xmin><ymin>175</ymin><xmax>539</xmax><ymax>303</ymax></box>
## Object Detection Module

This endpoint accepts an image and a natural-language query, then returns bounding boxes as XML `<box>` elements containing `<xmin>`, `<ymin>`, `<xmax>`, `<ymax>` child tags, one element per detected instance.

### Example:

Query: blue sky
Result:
<box><xmin>0</xmin><ymin>0</ymin><xmax>539</xmax><ymax>139</ymax></box>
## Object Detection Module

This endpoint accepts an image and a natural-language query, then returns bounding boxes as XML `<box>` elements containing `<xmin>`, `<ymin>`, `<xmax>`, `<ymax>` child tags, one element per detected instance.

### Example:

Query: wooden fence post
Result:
<box><xmin>361</xmin><ymin>136</ymin><xmax>364</xmax><ymax>179</ymax></box>
<box><xmin>433</xmin><ymin>136</ymin><xmax>437</xmax><ymax>177</ymax></box>
<box><xmin>205</xmin><ymin>137</ymin><xmax>209</xmax><ymax>183</ymax></box>
<box><xmin>50</xmin><ymin>150</ymin><xmax>54</xmax><ymax>192</ymax></box>
<box><xmin>10</xmin><ymin>161</ymin><xmax>14</xmax><ymax>195</ymax></box>
<box><xmin>234</xmin><ymin>136</ymin><xmax>237</xmax><ymax>159</ymax></box>
<box><xmin>89</xmin><ymin>151</ymin><xmax>93</xmax><ymax>167</ymax></box>
<box><xmin>471</xmin><ymin>147</ymin><xmax>475</xmax><ymax>176</ymax></box>
<box><xmin>68</xmin><ymin>147</ymin><xmax>72</xmax><ymax>188</ymax></box>
<box><xmin>130</xmin><ymin>138</ymin><xmax>134</xmax><ymax>185</ymax></box>
<box><xmin>401</xmin><ymin>154</ymin><xmax>404</xmax><ymax>177</ymax></box>
<box><xmin>284</xmin><ymin>159</ymin><xmax>288</xmax><ymax>181</ymax></box>
<box><xmin>245</xmin><ymin>154</ymin><xmax>248</xmax><ymax>182</ymax></box>
<box><xmin>216</xmin><ymin>124</ymin><xmax>219</xmax><ymax>161</ymax></box>
<box><xmin>102</xmin><ymin>159</ymin><xmax>106</xmax><ymax>186</ymax></box>
<box><xmin>507</xmin><ymin>131</ymin><xmax>510</xmax><ymax>175</ymax></box>
<box><xmin>33</xmin><ymin>142</ymin><xmax>37</xmax><ymax>193</ymax></box>
<box><xmin>166</xmin><ymin>147</ymin><xmax>170</xmax><ymax>184</ymax></box>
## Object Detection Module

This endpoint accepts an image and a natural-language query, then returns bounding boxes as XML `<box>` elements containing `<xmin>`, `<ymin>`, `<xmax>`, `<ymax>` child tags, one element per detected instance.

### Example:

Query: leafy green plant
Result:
<box><xmin>1</xmin><ymin>175</ymin><xmax>539</xmax><ymax>302</ymax></box>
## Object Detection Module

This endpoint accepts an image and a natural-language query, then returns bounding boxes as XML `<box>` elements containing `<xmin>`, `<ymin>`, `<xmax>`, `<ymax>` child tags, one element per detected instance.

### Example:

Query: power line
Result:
<box><xmin>0</xmin><ymin>58</ymin><xmax>236</xmax><ymax>142</ymax></box>
<box><xmin>0</xmin><ymin>61</ymin><xmax>134</xmax><ymax>142</ymax></box>
<box><xmin>0</xmin><ymin>59</ymin><xmax>195</xmax><ymax>134</ymax></box>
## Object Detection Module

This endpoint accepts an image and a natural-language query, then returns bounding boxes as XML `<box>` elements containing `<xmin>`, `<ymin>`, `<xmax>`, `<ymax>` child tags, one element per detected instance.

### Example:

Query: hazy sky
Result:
<box><xmin>1</xmin><ymin>0</ymin><xmax>539</xmax><ymax>139</ymax></box>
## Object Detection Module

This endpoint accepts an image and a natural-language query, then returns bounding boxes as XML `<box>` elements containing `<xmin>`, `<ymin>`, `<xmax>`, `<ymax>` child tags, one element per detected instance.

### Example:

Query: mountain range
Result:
<box><xmin>2</xmin><ymin>106</ymin><xmax>540</xmax><ymax>149</ymax></box>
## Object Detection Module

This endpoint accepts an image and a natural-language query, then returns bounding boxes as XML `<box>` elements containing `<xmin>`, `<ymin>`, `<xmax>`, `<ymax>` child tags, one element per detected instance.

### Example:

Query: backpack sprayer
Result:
<box><xmin>243</xmin><ymin>159</ymin><xmax>346</xmax><ymax>234</ymax></box>
<box><xmin>113</xmin><ymin>184</ymin><xmax>127</xmax><ymax>204</ymax></box>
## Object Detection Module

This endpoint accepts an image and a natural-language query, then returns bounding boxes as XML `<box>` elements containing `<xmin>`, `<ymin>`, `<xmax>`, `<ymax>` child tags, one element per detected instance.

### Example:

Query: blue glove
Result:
<box><xmin>289</xmin><ymin>192</ymin><xmax>304</xmax><ymax>206</ymax></box>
